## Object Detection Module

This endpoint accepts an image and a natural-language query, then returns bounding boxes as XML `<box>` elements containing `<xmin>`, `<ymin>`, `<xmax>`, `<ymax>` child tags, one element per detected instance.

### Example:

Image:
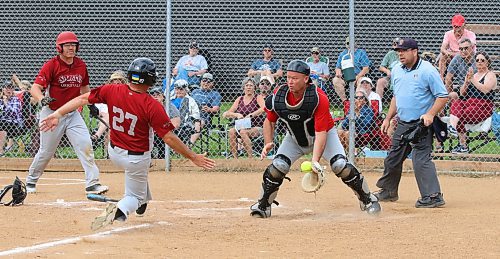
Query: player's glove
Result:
<box><xmin>401</xmin><ymin>119</ymin><xmax>428</xmax><ymax>144</ymax></box>
<box><xmin>88</xmin><ymin>104</ymin><xmax>100</xmax><ymax>118</ymax></box>
<box><xmin>301</xmin><ymin>161</ymin><xmax>326</xmax><ymax>193</ymax></box>
<box><xmin>39</xmin><ymin>97</ymin><xmax>56</xmax><ymax>107</ymax></box>
<box><xmin>0</xmin><ymin>176</ymin><xmax>27</xmax><ymax>206</ymax></box>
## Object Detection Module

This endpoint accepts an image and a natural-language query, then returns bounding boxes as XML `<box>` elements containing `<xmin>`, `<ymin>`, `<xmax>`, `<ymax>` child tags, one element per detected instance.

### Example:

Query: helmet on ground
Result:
<box><xmin>56</xmin><ymin>31</ymin><xmax>79</xmax><ymax>53</ymax></box>
<box><xmin>127</xmin><ymin>58</ymin><xmax>157</xmax><ymax>86</ymax></box>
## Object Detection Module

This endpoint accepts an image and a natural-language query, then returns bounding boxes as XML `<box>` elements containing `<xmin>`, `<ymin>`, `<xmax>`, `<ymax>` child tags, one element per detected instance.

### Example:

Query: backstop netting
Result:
<box><xmin>0</xmin><ymin>0</ymin><xmax>498</xmax><ymax>170</ymax></box>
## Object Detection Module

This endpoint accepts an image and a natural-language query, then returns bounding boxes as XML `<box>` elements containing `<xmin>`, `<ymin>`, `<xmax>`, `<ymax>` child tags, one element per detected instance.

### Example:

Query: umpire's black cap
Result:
<box><xmin>287</xmin><ymin>60</ymin><xmax>310</xmax><ymax>76</ymax></box>
<box><xmin>394</xmin><ymin>38</ymin><xmax>419</xmax><ymax>50</ymax></box>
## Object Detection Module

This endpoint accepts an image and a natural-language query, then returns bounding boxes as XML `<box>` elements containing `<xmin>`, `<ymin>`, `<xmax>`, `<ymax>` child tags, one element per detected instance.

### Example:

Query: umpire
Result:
<box><xmin>374</xmin><ymin>38</ymin><xmax>448</xmax><ymax>208</ymax></box>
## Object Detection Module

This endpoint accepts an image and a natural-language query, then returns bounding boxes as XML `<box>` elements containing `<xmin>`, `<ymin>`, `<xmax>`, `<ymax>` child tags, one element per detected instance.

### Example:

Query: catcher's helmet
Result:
<box><xmin>127</xmin><ymin>58</ymin><xmax>157</xmax><ymax>86</ymax></box>
<box><xmin>56</xmin><ymin>31</ymin><xmax>79</xmax><ymax>53</ymax></box>
<box><xmin>0</xmin><ymin>176</ymin><xmax>27</xmax><ymax>206</ymax></box>
<box><xmin>287</xmin><ymin>60</ymin><xmax>310</xmax><ymax>76</ymax></box>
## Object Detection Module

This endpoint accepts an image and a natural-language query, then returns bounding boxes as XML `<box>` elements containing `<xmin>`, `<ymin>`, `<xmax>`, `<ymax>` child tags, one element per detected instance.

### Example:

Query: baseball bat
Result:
<box><xmin>86</xmin><ymin>193</ymin><xmax>119</xmax><ymax>203</ymax></box>
<box><xmin>96</xmin><ymin>115</ymin><xmax>110</xmax><ymax>129</ymax></box>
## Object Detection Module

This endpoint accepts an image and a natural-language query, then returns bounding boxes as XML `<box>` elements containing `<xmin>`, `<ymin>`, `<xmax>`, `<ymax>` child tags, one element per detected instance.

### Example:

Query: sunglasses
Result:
<box><xmin>459</xmin><ymin>46</ymin><xmax>470</xmax><ymax>51</ymax></box>
<box><xmin>476</xmin><ymin>58</ymin><xmax>486</xmax><ymax>63</ymax></box>
<box><xmin>202</xmin><ymin>79</ymin><xmax>213</xmax><ymax>83</ymax></box>
<box><xmin>263</xmin><ymin>49</ymin><xmax>272</xmax><ymax>52</ymax></box>
<box><xmin>452</xmin><ymin>25</ymin><xmax>463</xmax><ymax>29</ymax></box>
<box><xmin>311</xmin><ymin>52</ymin><xmax>319</xmax><ymax>55</ymax></box>
<box><xmin>355</xmin><ymin>96</ymin><xmax>365</xmax><ymax>100</ymax></box>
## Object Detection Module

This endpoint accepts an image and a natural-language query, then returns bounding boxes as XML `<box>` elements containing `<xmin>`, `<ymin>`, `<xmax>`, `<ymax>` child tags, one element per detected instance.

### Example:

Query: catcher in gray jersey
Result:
<box><xmin>250</xmin><ymin>60</ymin><xmax>381</xmax><ymax>218</ymax></box>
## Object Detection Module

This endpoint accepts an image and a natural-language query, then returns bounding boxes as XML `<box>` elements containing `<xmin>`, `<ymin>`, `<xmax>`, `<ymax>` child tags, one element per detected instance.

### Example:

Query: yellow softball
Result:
<box><xmin>300</xmin><ymin>161</ymin><xmax>312</xmax><ymax>173</ymax></box>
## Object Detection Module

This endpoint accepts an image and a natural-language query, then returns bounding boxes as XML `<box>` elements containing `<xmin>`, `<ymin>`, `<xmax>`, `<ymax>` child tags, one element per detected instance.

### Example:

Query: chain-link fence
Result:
<box><xmin>0</xmin><ymin>1</ymin><xmax>498</xmax><ymax>168</ymax></box>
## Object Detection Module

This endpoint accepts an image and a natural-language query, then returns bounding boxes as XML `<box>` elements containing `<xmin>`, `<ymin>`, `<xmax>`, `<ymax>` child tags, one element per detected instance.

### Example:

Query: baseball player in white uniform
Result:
<box><xmin>25</xmin><ymin>31</ymin><xmax>108</xmax><ymax>195</ymax></box>
<box><xmin>40</xmin><ymin>57</ymin><xmax>215</xmax><ymax>230</ymax></box>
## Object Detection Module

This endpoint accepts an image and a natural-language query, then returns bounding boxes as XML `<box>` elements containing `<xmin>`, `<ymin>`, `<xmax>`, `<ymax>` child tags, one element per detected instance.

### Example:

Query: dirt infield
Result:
<box><xmin>0</xmin><ymin>170</ymin><xmax>499</xmax><ymax>258</ymax></box>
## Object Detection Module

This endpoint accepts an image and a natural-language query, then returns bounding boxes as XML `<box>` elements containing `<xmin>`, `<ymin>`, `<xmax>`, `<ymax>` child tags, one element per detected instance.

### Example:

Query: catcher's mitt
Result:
<box><xmin>301</xmin><ymin>161</ymin><xmax>326</xmax><ymax>193</ymax></box>
<box><xmin>0</xmin><ymin>176</ymin><xmax>27</xmax><ymax>206</ymax></box>
<box><xmin>401</xmin><ymin>119</ymin><xmax>428</xmax><ymax>144</ymax></box>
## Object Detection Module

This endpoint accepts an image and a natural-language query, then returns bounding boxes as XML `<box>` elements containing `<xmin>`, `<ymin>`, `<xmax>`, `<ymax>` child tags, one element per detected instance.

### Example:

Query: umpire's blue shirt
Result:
<box><xmin>391</xmin><ymin>58</ymin><xmax>448</xmax><ymax>122</ymax></box>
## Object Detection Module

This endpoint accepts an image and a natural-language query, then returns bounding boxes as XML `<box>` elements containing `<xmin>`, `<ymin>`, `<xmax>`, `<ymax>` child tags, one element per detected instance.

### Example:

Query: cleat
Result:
<box><xmin>85</xmin><ymin>184</ymin><xmax>109</xmax><ymax>195</ymax></box>
<box><xmin>135</xmin><ymin>203</ymin><xmax>148</xmax><ymax>217</ymax></box>
<box><xmin>415</xmin><ymin>193</ymin><xmax>445</xmax><ymax>208</ymax></box>
<box><xmin>91</xmin><ymin>203</ymin><xmax>118</xmax><ymax>231</ymax></box>
<box><xmin>360</xmin><ymin>193</ymin><xmax>382</xmax><ymax>215</ymax></box>
<box><xmin>250</xmin><ymin>202</ymin><xmax>271</xmax><ymax>218</ymax></box>
<box><xmin>373</xmin><ymin>188</ymin><xmax>398</xmax><ymax>202</ymax></box>
<box><xmin>26</xmin><ymin>183</ymin><xmax>36</xmax><ymax>193</ymax></box>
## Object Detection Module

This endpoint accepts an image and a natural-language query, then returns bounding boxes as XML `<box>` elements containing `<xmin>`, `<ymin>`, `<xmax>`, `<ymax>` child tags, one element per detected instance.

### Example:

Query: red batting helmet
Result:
<box><xmin>55</xmin><ymin>31</ymin><xmax>79</xmax><ymax>53</ymax></box>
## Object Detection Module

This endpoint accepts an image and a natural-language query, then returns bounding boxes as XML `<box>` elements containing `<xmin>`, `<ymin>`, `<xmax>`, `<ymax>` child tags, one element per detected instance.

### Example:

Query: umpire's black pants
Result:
<box><xmin>376</xmin><ymin>120</ymin><xmax>442</xmax><ymax>198</ymax></box>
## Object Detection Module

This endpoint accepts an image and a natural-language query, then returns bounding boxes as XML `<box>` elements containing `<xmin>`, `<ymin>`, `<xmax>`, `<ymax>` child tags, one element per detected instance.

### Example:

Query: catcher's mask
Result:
<box><xmin>0</xmin><ymin>176</ymin><xmax>27</xmax><ymax>206</ymax></box>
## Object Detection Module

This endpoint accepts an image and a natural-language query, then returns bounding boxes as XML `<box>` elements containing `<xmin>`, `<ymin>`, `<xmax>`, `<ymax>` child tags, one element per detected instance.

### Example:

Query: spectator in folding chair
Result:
<box><xmin>190</xmin><ymin>73</ymin><xmax>221</xmax><ymax>144</ymax></box>
<box><xmin>0</xmin><ymin>80</ymin><xmax>23</xmax><ymax>156</ymax></box>
<box><xmin>357</xmin><ymin>77</ymin><xmax>382</xmax><ymax>114</ymax></box>
<box><xmin>247</xmin><ymin>42</ymin><xmax>283</xmax><ymax>85</ymax></box>
<box><xmin>332</xmin><ymin>36</ymin><xmax>371</xmax><ymax>102</ymax></box>
<box><xmin>172</xmin><ymin>41</ymin><xmax>208</xmax><ymax>88</ymax></box>
<box><xmin>447</xmin><ymin>51</ymin><xmax>497</xmax><ymax>154</ymax></box>
<box><xmin>306</xmin><ymin>47</ymin><xmax>330</xmax><ymax>92</ymax></box>
<box><xmin>376</xmin><ymin>37</ymin><xmax>400</xmax><ymax>99</ymax></box>
<box><xmin>445</xmin><ymin>38</ymin><xmax>476</xmax><ymax>100</ymax></box>
<box><xmin>222</xmin><ymin>77</ymin><xmax>265</xmax><ymax>159</ymax></box>
<box><xmin>149</xmin><ymin>87</ymin><xmax>180</xmax><ymax>159</ymax></box>
<box><xmin>337</xmin><ymin>88</ymin><xmax>374</xmax><ymax>153</ymax></box>
<box><xmin>171</xmin><ymin>79</ymin><xmax>201</xmax><ymax>145</ymax></box>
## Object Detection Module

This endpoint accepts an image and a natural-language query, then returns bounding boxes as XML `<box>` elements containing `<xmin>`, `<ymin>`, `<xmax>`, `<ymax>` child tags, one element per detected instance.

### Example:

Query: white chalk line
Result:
<box><xmin>0</xmin><ymin>221</ymin><xmax>171</xmax><ymax>257</ymax></box>
<box><xmin>0</xmin><ymin>176</ymin><xmax>84</xmax><ymax>182</ymax></box>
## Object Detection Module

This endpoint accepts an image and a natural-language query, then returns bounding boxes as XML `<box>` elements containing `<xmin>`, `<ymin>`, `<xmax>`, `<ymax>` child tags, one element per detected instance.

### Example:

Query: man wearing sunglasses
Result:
<box><xmin>247</xmin><ymin>43</ymin><xmax>283</xmax><ymax>85</ymax></box>
<box><xmin>172</xmin><ymin>41</ymin><xmax>208</xmax><ymax>87</ymax></box>
<box><xmin>445</xmin><ymin>38</ymin><xmax>476</xmax><ymax>100</ymax></box>
<box><xmin>190</xmin><ymin>73</ymin><xmax>221</xmax><ymax>144</ymax></box>
<box><xmin>306</xmin><ymin>47</ymin><xmax>330</xmax><ymax>91</ymax></box>
<box><xmin>438</xmin><ymin>14</ymin><xmax>476</xmax><ymax>80</ymax></box>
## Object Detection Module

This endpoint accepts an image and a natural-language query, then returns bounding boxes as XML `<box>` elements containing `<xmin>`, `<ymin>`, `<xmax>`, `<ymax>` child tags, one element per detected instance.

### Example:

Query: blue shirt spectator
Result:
<box><xmin>190</xmin><ymin>73</ymin><xmax>222</xmax><ymax>124</ymax></box>
<box><xmin>342</xmin><ymin>105</ymin><xmax>374</xmax><ymax>135</ymax></box>
<box><xmin>392</xmin><ymin>58</ymin><xmax>448</xmax><ymax>122</ymax></box>
<box><xmin>335</xmin><ymin>49</ymin><xmax>371</xmax><ymax>75</ymax></box>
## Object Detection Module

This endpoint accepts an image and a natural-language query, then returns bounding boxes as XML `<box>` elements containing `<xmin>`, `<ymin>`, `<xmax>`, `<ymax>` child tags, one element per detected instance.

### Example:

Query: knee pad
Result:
<box><xmin>268</xmin><ymin>154</ymin><xmax>291</xmax><ymax>179</ymax></box>
<box><xmin>330</xmin><ymin>154</ymin><xmax>351</xmax><ymax>179</ymax></box>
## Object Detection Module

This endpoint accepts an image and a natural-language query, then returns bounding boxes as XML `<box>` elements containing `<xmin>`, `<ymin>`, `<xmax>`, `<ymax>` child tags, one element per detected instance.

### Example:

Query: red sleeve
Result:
<box><xmin>82</xmin><ymin>66</ymin><xmax>90</xmax><ymax>86</ymax></box>
<box><xmin>265</xmin><ymin>107</ymin><xmax>278</xmax><ymax>122</ymax></box>
<box><xmin>88</xmin><ymin>85</ymin><xmax>108</xmax><ymax>104</ymax></box>
<box><xmin>34</xmin><ymin>60</ymin><xmax>53</xmax><ymax>89</ymax></box>
<box><xmin>148</xmin><ymin>100</ymin><xmax>175</xmax><ymax>138</ymax></box>
<box><xmin>313</xmin><ymin>89</ymin><xmax>334</xmax><ymax>132</ymax></box>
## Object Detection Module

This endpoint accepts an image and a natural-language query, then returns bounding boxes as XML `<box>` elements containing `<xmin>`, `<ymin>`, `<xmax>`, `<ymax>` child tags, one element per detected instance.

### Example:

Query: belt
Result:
<box><xmin>110</xmin><ymin>143</ymin><xmax>145</xmax><ymax>156</ymax></box>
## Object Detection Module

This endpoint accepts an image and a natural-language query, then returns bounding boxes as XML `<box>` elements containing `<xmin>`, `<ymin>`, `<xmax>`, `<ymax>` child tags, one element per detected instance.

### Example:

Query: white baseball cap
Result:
<box><xmin>357</xmin><ymin>77</ymin><xmax>373</xmax><ymax>87</ymax></box>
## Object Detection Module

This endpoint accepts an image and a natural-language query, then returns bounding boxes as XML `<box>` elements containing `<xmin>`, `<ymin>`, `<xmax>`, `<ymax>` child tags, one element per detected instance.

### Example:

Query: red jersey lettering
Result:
<box><xmin>88</xmin><ymin>84</ymin><xmax>174</xmax><ymax>152</ymax></box>
<box><xmin>34</xmin><ymin>56</ymin><xmax>90</xmax><ymax>110</ymax></box>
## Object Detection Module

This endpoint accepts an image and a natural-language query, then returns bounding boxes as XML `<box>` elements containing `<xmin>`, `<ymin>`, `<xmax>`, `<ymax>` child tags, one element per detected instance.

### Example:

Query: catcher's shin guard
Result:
<box><xmin>330</xmin><ymin>155</ymin><xmax>381</xmax><ymax>215</ymax></box>
<box><xmin>250</xmin><ymin>155</ymin><xmax>290</xmax><ymax>218</ymax></box>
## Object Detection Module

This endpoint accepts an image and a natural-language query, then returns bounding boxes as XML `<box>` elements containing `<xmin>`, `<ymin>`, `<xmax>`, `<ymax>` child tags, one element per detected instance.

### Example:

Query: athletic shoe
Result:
<box><xmin>26</xmin><ymin>183</ymin><xmax>36</xmax><ymax>193</ymax></box>
<box><xmin>250</xmin><ymin>202</ymin><xmax>271</xmax><ymax>218</ymax></box>
<box><xmin>91</xmin><ymin>203</ymin><xmax>118</xmax><ymax>231</ymax></box>
<box><xmin>447</xmin><ymin>125</ymin><xmax>458</xmax><ymax>138</ymax></box>
<box><xmin>451</xmin><ymin>145</ymin><xmax>469</xmax><ymax>154</ymax></box>
<box><xmin>373</xmin><ymin>188</ymin><xmax>399</xmax><ymax>202</ymax></box>
<box><xmin>135</xmin><ymin>203</ymin><xmax>148</xmax><ymax>217</ymax></box>
<box><xmin>415</xmin><ymin>193</ymin><xmax>445</xmax><ymax>208</ymax></box>
<box><xmin>85</xmin><ymin>184</ymin><xmax>109</xmax><ymax>195</ymax></box>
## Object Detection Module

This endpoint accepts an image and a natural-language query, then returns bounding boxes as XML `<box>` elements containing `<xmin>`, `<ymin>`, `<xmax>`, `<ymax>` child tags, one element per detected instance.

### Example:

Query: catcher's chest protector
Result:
<box><xmin>272</xmin><ymin>84</ymin><xmax>319</xmax><ymax>147</ymax></box>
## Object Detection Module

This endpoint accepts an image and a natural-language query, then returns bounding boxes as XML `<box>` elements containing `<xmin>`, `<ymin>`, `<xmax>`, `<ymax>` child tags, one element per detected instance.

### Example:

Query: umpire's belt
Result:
<box><xmin>110</xmin><ymin>142</ymin><xmax>145</xmax><ymax>156</ymax></box>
